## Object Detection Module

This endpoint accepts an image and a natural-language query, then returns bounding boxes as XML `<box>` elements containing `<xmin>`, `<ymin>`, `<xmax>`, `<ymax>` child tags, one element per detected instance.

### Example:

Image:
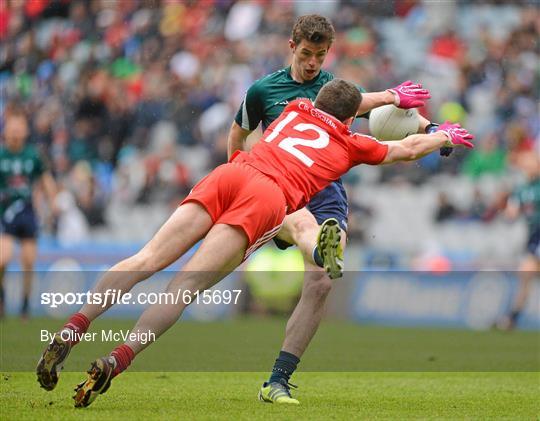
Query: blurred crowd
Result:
<box><xmin>1</xmin><ymin>0</ymin><xmax>538</xmax><ymax>240</ymax></box>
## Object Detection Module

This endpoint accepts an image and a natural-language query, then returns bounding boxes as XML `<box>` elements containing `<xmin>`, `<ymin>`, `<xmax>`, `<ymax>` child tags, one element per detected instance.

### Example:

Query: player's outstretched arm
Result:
<box><xmin>357</xmin><ymin>80</ymin><xmax>431</xmax><ymax>115</ymax></box>
<box><xmin>227</xmin><ymin>121</ymin><xmax>253</xmax><ymax>160</ymax></box>
<box><xmin>381</xmin><ymin>121</ymin><xmax>474</xmax><ymax>164</ymax></box>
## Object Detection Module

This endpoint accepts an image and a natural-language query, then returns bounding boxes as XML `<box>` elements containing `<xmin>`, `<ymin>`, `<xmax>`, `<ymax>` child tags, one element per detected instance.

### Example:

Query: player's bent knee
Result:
<box><xmin>291</xmin><ymin>216</ymin><xmax>319</xmax><ymax>238</ymax></box>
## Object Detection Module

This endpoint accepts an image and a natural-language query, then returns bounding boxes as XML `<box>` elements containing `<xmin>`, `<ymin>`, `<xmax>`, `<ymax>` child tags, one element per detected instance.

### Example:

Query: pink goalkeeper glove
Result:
<box><xmin>437</xmin><ymin>121</ymin><xmax>475</xmax><ymax>148</ymax></box>
<box><xmin>387</xmin><ymin>80</ymin><xmax>431</xmax><ymax>109</ymax></box>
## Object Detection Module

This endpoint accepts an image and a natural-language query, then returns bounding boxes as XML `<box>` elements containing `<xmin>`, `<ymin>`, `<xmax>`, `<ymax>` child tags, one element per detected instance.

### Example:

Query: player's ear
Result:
<box><xmin>343</xmin><ymin>116</ymin><xmax>355</xmax><ymax>126</ymax></box>
<box><xmin>289</xmin><ymin>39</ymin><xmax>296</xmax><ymax>52</ymax></box>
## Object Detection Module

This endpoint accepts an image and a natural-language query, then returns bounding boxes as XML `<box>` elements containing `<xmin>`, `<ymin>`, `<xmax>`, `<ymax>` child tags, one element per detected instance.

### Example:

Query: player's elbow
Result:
<box><xmin>384</xmin><ymin>137</ymin><xmax>423</xmax><ymax>164</ymax></box>
<box><xmin>388</xmin><ymin>141</ymin><xmax>418</xmax><ymax>162</ymax></box>
<box><xmin>402</xmin><ymin>146</ymin><xmax>419</xmax><ymax>161</ymax></box>
<box><xmin>227</xmin><ymin>122</ymin><xmax>250</xmax><ymax>157</ymax></box>
<box><xmin>400</xmin><ymin>136</ymin><xmax>424</xmax><ymax>161</ymax></box>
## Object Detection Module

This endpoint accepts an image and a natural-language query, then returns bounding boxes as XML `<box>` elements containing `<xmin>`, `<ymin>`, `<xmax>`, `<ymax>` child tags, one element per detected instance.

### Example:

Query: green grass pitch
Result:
<box><xmin>1</xmin><ymin>317</ymin><xmax>539</xmax><ymax>419</ymax></box>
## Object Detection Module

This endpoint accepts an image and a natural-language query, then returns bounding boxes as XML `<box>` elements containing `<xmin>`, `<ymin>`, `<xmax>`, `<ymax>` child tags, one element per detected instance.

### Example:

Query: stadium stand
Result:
<box><xmin>1</xmin><ymin>0</ymin><xmax>538</xmax><ymax>267</ymax></box>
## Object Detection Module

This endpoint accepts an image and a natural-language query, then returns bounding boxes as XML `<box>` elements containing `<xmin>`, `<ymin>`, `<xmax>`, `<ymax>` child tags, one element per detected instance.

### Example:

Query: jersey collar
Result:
<box><xmin>291</xmin><ymin>99</ymin><xmax>351</xmax><ymax>135</ymax></box>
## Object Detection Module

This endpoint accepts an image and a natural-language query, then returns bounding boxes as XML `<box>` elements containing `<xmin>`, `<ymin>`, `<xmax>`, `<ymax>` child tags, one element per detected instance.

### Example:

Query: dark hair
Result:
<box><xmin>3</xmin><ymin>102</ymin><xmax>27</xmax><ymax>126</ymax></box>
<box><xmin>314</xmin><ymin>79</ymin><xmax>362</xmax><ymax>122</ymax></box>
<box><xmin>4</xmin><ymin>102</ymin><xmax>26</xmax><ymax>118</ymax></box>
<box><xmin>291</xmin><ymin>14</ymin><xmax>335</xmax><ymax>46</ymax></box>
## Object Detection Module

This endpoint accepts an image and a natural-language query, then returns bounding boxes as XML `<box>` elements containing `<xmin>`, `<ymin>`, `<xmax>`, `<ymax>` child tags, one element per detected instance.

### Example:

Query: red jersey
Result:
<box><xmin>232</xmin><ymin>99</ymin><xmax>388</xmax><ymax>213</ymax></box>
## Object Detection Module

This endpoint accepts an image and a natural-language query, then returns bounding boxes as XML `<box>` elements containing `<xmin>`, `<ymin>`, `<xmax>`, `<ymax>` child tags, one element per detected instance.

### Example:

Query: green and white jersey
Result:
<box><xmin>235</xmin><ymin>66</ymin><xmax>365</xmax><ymax>132</ymax></box>
<box><xmin>0</xmin><ymin>144</ymin><xmax>45</xmax><ymax>214</ymax></box>
<box><xmin>509</xmin><ymin>177</ymin><xmax>540</xmax><ymax>230</ymax></box>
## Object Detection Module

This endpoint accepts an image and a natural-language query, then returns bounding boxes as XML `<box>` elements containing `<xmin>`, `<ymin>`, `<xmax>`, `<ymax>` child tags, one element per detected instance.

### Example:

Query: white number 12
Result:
<box><xmin>264</xmin><ymin>111</ymin><xmax>329</xmax><ymax>167</ymax></box>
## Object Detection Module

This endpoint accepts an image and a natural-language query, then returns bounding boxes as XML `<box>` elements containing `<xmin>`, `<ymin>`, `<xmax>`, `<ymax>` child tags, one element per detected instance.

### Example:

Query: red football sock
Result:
<box><xmin>62</xmin><ymin>313</ymin><xmax>90</xmax><ymax>345</ymax></box>
<box><xmin>110</xmin><ymin>344</ymin><xmax>135</xmax><ymax>377</ymax></box>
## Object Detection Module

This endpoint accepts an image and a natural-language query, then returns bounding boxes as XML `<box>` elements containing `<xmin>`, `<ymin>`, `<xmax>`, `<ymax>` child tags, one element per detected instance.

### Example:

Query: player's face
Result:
<box><xmin>289</xmin><ymin>39</ymin><xmax>330</xmax><ymax>82</ymax></box>
<box><xmin>4</xmin><ymin>115</ymin><xmax>29</xmax><ymax>151</ymax></box>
